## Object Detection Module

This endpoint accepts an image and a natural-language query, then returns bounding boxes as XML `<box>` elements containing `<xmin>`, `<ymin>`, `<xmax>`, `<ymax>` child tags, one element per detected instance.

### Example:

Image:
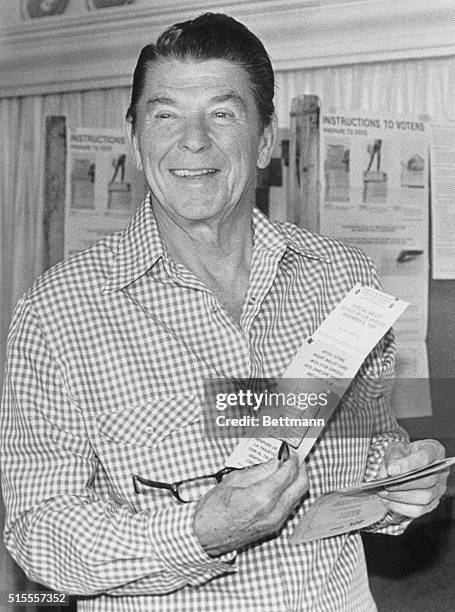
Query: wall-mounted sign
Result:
<box><xmin>21</xmin><ymin>0</ymin><xmax>70</xmax><ymax>19</ymax></box>
<box><xmin>64</xmin><ymin>126</ymin><xmax>147</xmax><ymax>259</ymax></box>
<box><xmin>85</xmin><ymin>0</ymin><xmax>135</xmax><ymax>8</ymax></box>
<box><xmin>317</xmin><ymin>108</ymin><xmax>432</xmax><ymax>418</ymax></box>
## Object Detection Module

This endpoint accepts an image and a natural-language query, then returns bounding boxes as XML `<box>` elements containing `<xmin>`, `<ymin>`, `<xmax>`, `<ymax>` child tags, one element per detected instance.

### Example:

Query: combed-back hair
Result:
<box><xmin>126</xmin><ymin>12</ymin><xmax>275</xmax><ymax>131</ymax></box>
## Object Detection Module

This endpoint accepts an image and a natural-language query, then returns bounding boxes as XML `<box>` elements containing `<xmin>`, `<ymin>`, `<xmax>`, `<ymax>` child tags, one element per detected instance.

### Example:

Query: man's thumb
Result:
<box><xmin>384</xmin><ymin>441</ymin><xmax>411</xmax><ymax>475</ymax></box>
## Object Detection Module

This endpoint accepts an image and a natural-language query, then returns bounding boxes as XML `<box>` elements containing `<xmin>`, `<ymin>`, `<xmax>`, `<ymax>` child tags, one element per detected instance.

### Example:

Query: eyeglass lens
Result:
<box><xmin>178</xmin><ymin>476</ymin><xmax>219</xmax><ymax>502</ymax></box>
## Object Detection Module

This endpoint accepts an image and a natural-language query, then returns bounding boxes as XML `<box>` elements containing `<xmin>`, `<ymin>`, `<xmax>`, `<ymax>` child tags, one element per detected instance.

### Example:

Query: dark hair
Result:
<box><xmin>126</xmin><ymin>12</ymin><xmax>274</xmax><ymax>131</ymax></box>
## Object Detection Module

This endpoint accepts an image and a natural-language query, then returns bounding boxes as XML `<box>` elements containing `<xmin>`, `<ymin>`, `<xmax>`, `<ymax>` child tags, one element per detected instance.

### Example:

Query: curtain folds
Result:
<box><xmin>1</xmin><ymin>54</ymin><xmax>455</xmax><ymax>603</ymax></box>
<box><xmin>274</xmin><ymin>56</ymin><xmax>455</xmax><ymax>124</ymax></box>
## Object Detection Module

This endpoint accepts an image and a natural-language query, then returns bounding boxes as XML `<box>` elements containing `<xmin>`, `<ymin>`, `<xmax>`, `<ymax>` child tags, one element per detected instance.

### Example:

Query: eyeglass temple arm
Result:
<box><xmin>133</xmin><ymin>475</ymin><xmax>177</xmax><ymax>495</ymax></box>
<box><xmin>214</xmin><ymin>466</ymin><xmax>241</xmax><ymax>482</ymax></box>
<box><xmin>133</xmin><ymin>467</ymin><xmax>242</xmax><ymax>493</ymax></box>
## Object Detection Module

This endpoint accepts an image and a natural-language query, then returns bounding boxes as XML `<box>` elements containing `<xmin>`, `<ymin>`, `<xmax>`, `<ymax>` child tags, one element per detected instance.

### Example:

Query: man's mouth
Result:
<box><xmin>169</xmin><ymin>168</ymin><xmax>219</xmax><ymax>178</ymax></box>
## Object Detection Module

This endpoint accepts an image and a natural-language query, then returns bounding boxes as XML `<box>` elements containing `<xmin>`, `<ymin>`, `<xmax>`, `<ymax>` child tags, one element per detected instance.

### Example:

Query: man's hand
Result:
<box><xmin>377</xmin><ymin>439</ymin><xmax>448</xmax><ymax>519</ymax></box>
<box><xmin>194</xmin><ymin>448</ymin><xmax>309</xmax><ymax>557</ymax></box>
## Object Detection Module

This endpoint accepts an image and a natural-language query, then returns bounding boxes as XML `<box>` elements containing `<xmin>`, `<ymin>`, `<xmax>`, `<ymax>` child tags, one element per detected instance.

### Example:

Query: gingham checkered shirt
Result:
<box><xmin>1</xmin><ymin>194</ymin><xmax>409</xmax><ymax>611</ymax></box>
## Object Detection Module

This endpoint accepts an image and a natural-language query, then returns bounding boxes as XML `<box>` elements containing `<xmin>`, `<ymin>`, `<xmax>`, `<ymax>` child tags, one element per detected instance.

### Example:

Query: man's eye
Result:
<box><xmin>212</xmin><ymin>111</ymin><xmax>234</xmax><ymax>120</ymax></box>
<box><xmin>156</xmin><ymin>112</ymin><xmax>174</xmax><ymax>119</ymax></box>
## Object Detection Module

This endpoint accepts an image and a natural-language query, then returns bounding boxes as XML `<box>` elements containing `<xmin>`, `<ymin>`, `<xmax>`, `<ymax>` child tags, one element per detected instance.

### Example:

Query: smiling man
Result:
<box><xmin>0</xmin><ymin>13</ymin><xmax>448</xmax><ymax>612</ymax></box>
<box><xmin>125</xmin><ymin>52</ymin><xmax>274</xmax><ymax>323</ymax></box>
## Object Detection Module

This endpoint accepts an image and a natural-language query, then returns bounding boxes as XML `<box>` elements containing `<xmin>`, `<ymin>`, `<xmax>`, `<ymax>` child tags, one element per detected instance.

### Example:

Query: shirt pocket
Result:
<box><xmin>96</xmin><ymin>393</ymin><xmax>201</xmax><ymax>449</ymax></box>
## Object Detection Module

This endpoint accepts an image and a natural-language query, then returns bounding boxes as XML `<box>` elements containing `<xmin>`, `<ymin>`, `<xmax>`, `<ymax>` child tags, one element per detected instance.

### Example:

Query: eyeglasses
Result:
<box><xmin>133</xmin><ymin>466</ymin><xmax>241</xmax><ymax>503</ymax></box>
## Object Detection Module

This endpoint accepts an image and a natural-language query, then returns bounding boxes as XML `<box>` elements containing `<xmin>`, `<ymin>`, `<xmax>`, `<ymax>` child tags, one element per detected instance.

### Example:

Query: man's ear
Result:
<box><xmin>125</xmin><ymin>119</ymin><xmax>143</xmax><ymax>171</ymax></box>
<box><xmin>257</xmin><ymin>114</ymin><xmax>278</xmax><ymax>170</ymax></box>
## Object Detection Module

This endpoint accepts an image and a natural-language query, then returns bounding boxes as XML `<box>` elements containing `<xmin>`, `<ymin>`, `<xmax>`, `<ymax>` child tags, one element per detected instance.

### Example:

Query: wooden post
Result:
<box><xmin>299</xmin><ymin>95</ymin><xmax>320</xmax><ymax>233</ymax></box>
<box><xmin>289</xmin><ymin>95</ymin><xmax>320</xmax><ymax>232</ymax></box>
<box><xmin>288</xmin><ymin>98</ymin><xmax>300</xmax><ymax>225</ymax></box>
<box><xmin>43</xmin><ymin>116</ymin><xmax>66</xmax><ymax>269</ymax></box>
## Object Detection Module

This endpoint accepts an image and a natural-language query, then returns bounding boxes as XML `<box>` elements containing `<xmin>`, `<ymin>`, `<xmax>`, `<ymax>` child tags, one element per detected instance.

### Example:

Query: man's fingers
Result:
<box><xmin>379</xmin><ymin>487</ymin><xmax>440</xmax><ymax>506</ymax></box>
<box><xmin>378</xmin><ymin>438</ymin><xmax>448</xmax><ymax>520</ymax></box>
<box><xmin>384</xmin><ymin>439</ymin><xmax>446</xmax><ymax>477</ymax></box>
<box><xmin>255</xmin><ymin>452</ymin><xmax>300</xmax><ymax>497</ymax></box>
<box><xmin>381</xmin><ymin>496</ymin><xmax>441</xmax><ymax>519</ymax></box>
<box><xmin>379</xmin><ymin>441</ymin><xmax>409</xmax><ymax>478</ymax></box>
<box><xmin>224</xmin><ymin>450</ymin><xmax>303</xmax><ymax>506</ymax></box>
<box><xmin>380</xmin><ymin>470</ymin><xmax>449</xmax><ymax>492</ymax></box>
<box><xmin>247</xmin><ymin>452</ymin><xmax>307</xmax><ymax>517</ymax></box>
<box><xmin>386</xmin><ymin>448</ymin><xmax>431</xmax><ymax>475</ymax></box>
<box><xmin>263</xmin><ymin>458</ymin><xmax>309</xmax><ymax>530</ymax></box>
<box><xmin>379</xmin><ymin>479</ymin><xmax>447</xmax><ymax>518</ymax></box>
<box><xmin>388</xmin><ymin>439</ymin><xmax>446</xmax><ymax>474</ymax></box>
<box><xmin>412</xmin><ymin>439</ymin><xmax>446</xmax><ymax>462</ymax></box>
<box><xmin>226</xmin><ymin>458</ymin><xmax>278</xmax><ymax>487</ymax></box>
<box><xmin>281</xmin><ymin>461</ymin><xmax>309</xmax><ymax>510</ymax></box>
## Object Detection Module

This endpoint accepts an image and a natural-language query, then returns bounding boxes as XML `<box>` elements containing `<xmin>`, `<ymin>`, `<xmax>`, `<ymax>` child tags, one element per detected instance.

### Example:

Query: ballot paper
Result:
<box><xmin>290</xmin><ymin>457</ymin><xmax>455</xmax><ymax>544</ymax></box>
<box><xmin>226</xmin><ymin>284</ymin><xmax>408</xmax><ymax>468</ymax></box>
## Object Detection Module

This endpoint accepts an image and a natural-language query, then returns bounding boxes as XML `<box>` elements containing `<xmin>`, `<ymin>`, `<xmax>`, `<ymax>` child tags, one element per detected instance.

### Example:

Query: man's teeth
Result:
<box><xmin>171</xmin><ymin>169</ymin><xmax>217</xmax><ymax>177</ymax></box>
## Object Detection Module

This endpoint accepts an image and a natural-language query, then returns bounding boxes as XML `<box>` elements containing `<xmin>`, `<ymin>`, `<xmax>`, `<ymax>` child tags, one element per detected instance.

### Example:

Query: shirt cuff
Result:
<box><xmin>148</xmin><ymin>502</ymin><xmax>238</xmax><ymax>586</ymax></box>
<box><xmin>364</xmin><ymin>509</ymin><xmax>412</xmax><ymax>535</ymax></box>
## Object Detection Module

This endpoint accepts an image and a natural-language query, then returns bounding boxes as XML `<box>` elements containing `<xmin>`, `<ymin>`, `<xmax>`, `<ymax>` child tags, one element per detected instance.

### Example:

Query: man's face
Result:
<box><xmin>128</xmin><ymin>57</ymin><xmax>276</xmax><ymax>224</ymax></box>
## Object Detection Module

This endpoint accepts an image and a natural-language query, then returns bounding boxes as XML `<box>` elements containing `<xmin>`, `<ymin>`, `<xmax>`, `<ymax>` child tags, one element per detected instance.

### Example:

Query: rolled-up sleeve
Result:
<box><xmin>0</xmin><ymin>295</ymin><xmax>237</xmax><ymax>596</ymax></box>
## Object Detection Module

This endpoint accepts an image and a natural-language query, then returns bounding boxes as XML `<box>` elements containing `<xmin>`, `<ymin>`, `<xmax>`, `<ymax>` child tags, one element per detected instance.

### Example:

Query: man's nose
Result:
<box><xmin>178</xmin><ymin>116</ymin><xmax>211</xmax><ymax>153</ymax></box>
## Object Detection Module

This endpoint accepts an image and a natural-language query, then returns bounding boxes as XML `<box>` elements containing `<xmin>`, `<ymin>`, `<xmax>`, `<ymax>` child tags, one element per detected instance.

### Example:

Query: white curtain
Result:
<box><xmin>0</xmin><ymin>87</ymin><xmax>131</xmax><ymax>608</ymax></box>
<box><xmin>1</xmin><ymin>54</ymin><xmax>455</xmax><ymax>603</ymax></box>
<box><xmin>0</xmin><ymin>87</ymin><xmax>132</xmax><ymax>376</ymax></box>
<box><xmin>275</xmin><ymin>56</ymin><xmax>455</xmax><ymax>126</ymax></box>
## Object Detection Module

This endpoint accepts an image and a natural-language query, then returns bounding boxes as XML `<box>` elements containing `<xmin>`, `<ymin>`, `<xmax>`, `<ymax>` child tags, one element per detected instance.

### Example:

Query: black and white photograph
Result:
<box><xmin>1</xmin><ymin>2</ymin><xmax>455</xmax><ymax>611</ymax></box>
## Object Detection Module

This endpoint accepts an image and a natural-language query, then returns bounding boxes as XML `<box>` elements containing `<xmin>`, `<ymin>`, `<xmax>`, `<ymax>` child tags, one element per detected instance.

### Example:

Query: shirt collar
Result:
<box><xmin>103</xmin><ymin>195</ymin><xmax>329</xmax><ymax>293</ymax></box>
<box><xmin>251</xmin><ymin>207</ymin><xmax>287</xmax><ymax>256</ymax></box>
<box><xmin>252</xmin><ymin>207</ymin><xmax>330</xmax><ymax>263</ymax></box>
<box><xmin>103</xmin><ymin>193</ymin><xmax>164</xmax><ymax>294</ymax></box>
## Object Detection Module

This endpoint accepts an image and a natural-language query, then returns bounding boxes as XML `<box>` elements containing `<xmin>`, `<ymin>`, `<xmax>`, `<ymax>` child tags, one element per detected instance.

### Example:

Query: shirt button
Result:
<box><xmin>248</xmin><ymin>297</ymin><xmax>256</xmax><ymax>306</ymax></box>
